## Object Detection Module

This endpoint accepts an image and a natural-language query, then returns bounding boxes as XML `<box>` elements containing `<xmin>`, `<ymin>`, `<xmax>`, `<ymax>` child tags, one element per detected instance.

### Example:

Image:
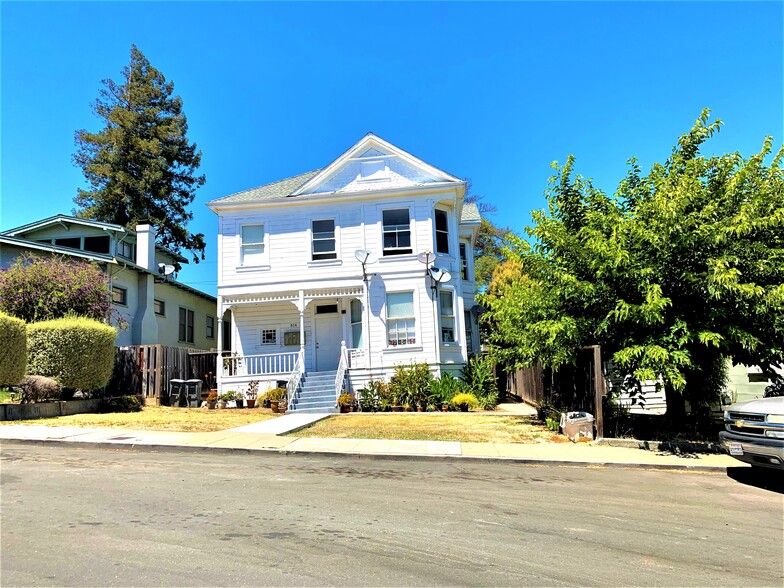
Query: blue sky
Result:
<box><xmin>2</xmin><ymin>1</ymin><xmax>781</xmax><ymax>296</ymax></box>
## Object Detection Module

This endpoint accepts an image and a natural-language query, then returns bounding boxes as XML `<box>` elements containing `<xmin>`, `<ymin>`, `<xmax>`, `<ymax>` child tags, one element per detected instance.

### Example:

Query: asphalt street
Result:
<box><xmin>1</xmin><ymin>444</ymin><xmax>782</xmax><ymax>587</ymax></box>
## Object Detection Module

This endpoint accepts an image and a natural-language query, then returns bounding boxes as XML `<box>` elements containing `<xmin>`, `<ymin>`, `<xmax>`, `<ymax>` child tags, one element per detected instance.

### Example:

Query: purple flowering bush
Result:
<box><xmin>0</xmin><ymin>254</ymin><xmax>111</xmax><ymax>323</ymax></box>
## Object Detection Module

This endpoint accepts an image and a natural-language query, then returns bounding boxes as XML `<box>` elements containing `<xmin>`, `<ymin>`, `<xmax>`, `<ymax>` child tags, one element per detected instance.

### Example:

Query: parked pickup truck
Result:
<box><xmin>720</xmin><ymin>397</ymin><xmax>784</xmax><ymax>470</ymax></box>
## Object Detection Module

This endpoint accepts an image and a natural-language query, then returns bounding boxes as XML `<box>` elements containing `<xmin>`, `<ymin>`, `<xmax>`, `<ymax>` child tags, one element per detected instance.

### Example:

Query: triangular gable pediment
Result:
<box><xmin>291</xmin><ymin>134</ymin><xmax>463</xmax><ymax>197</ymax></box>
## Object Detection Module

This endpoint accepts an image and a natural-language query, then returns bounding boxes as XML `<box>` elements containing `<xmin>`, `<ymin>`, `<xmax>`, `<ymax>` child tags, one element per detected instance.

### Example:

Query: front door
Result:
<box><xmin>315</xmin><ymin>304</ymin><xmax>342</xmax><ymax>371</ymax></box>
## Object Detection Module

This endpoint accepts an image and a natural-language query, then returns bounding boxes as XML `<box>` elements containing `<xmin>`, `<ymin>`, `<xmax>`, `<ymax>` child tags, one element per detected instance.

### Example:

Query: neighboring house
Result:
<box><xmin>0</xmin><ymin>215</ymin><xmax>224</xmax><ymax>350</ymax></box>
<box><xmin>208</xmin><ymin>133</ymin><xmax>481</xmax><ymax>412</ymax></box>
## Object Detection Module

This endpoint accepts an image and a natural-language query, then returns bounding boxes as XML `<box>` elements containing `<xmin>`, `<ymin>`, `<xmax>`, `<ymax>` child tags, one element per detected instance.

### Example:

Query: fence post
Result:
<box><xmin>592</xmin><ymin>345</ymin><xmax>605</xmax><ymax>439</ymax></box>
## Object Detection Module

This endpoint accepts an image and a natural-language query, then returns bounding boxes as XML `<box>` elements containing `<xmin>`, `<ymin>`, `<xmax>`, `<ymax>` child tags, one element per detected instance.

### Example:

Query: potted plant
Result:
<box><xmin>218</xmin><ymin>391</ymin><xmax>234</xmax><ymax>409</ymax></box>
<box><xmin>451</xmin><ymin>392</ymin><xmax>479</xmax><ymax>412</ymax></box>
<box><xmin>337</xmin><ymin>392</ymin><xmax>354</xmax><ymax>413</ymax></box>
<box><xmin>267</xmin><ymin>387</ymin><xmax>286</xmax><ymax>413</ymax></box>
<box><xmin>234</xmin><ymin>390</ymin><xmax>244</xmax><ymax>409</ymax></box>
<box><xmin>206</xmin><ymin>390</ymin><xmax>217</xmax><ymax>410</ymax></box>
<box><xmin>205</xmin><ymin>372</ymin><xmax>217</xmax><ymax>395</ymax></box>
<box><xmin>245</xmin><ymin>380</ymin><xmax>259</xmax><ymax>409</ymax></box>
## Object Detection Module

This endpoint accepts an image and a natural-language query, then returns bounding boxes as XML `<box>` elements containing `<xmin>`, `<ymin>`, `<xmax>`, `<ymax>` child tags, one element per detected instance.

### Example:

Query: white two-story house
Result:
<box><xmin>208</xmin><ymin>134</ymin><xmax>481</xmax><ymax>412</ymax></box>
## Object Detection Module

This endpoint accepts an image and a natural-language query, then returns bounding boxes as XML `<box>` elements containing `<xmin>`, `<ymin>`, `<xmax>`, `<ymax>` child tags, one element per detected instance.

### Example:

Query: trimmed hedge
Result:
<box><xmin>0</xmin><ymin>312</ymin><xmax>26</xmax><ymax>386</ymax></box>
<box><xmin>99</xmin><ymin>395</ymin><xmax>142</xmax><ymax>413</ymax></box>
<box><xmin>27</xmin><ymin>317</ymin><xmax>117</xmax><ymax>392</ymax></box>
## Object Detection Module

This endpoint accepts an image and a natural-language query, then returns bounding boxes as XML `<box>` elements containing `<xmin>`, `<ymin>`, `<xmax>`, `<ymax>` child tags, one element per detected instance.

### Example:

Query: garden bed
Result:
<box><xmin>0</xmin><ymin>405</ymin><xmax>277</xmax><ymax>432</ymax></box>
<box><xmin>286</xmin><ymin>413</ymin><xmax>568</xmax><ymax>443</ymax></box>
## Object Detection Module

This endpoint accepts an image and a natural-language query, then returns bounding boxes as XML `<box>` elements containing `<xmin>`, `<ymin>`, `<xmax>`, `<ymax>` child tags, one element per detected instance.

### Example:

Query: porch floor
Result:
<box><xmin>228</xmin><ymin>413</ymin><xmax>332</xmax><ymax>435</ymax></box>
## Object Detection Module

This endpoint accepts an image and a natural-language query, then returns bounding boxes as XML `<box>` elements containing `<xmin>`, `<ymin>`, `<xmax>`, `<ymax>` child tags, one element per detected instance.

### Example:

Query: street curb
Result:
<box><xmin>0</xmin><ymin>437</ymin><xmax>732</xmax><ymax>473</ymax></box>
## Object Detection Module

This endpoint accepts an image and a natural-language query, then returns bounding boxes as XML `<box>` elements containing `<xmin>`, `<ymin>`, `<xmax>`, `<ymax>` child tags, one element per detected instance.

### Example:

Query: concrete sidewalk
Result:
<box><xmin>0</xmin><ymin>424</ymin><xmax>740</xmax><ymax>471</ymax></box>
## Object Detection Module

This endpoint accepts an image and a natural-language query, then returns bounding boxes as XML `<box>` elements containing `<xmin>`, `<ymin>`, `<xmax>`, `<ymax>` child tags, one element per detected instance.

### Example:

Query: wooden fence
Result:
<box><xmin>105</xmin><ymin>345</ymin><xmax>217</xmax><ymax>405</ymax></box>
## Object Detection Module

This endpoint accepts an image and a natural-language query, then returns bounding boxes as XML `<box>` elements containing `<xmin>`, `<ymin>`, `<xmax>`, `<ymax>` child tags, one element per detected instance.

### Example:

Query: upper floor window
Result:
<box><xmin>382</xmin><ymin>209</ymin><xmax>411</xmax><ymax>256</ymax></box>
<box><xmin>111</xmin><ymin>286</ymin><xmax>127</xmax><ymax>306</ymax></box>
<box><xmin>240</xmin><ymin>224</ymin><xmax>265</xmax><ymax>266</ymax></box>
<box><xmin>117</xmin><ymin>240</ymin><xmax>134</xmax><ymax>259</ymax></box>
<box><xmin>311</xmin><ymin>219</ymin><xmax>337</xmax><ymax>261</ymax></box>
<box><xmin>460</xmin><ymin>243</ymin><xmax>469</xmax><ymax>280</ymax></box>
<box><xmin>55</xmin><ymin>237</ymin><xmax>80</xmax><ymax>249</ymax></box>
<box><xmin>154</xmin><ymin>299</ymin><xmax>165</xmax><ymax>316</ymax></box>
<box><xmin>206</xmin><ymin>316</ymin><xmax>215</xmax><ymax>339</ymax></box>
<box><xmin>464</xmin><ymin>310</ymin><xmax>474</xmax><ymax>354</ymax></box>
<box><xmin>440</xmin><ymin>290</ymin><xmax>455</xmax><ymax>344</ymax></box>
<box><xmin>435</xmin><ymin>209</ymin><xmax>449</xmax><ymax>254</ymax></box>
<box><xmin>179</xmin><ymin>307</ymin><xmax>194</xmax><ymax>343</ymax></box>
<box><xmin>350</xmin><ymin>299</ymin><xmax>364</xmax><ymax>348</ymax></box>
<box><xmin>386</xmin><ymin>292</ymin><xmax>416</xmax><ymax>346</ymax></box>
<box><xmin>84</xmin><ymin>235</ymin><xmax>110</xmax><ymax>254</ymax></box>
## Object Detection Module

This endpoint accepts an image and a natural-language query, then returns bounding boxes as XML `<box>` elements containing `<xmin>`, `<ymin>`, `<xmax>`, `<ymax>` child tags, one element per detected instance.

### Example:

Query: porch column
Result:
<box><xmin>298</xmin><ymin>289</ymin><xmax>305</xmax><ymax>356</ymax></box>
<box><xmin>216</xmin><ymin>296</ymin><xmax>223</xmax><ymax>389</ymax></box>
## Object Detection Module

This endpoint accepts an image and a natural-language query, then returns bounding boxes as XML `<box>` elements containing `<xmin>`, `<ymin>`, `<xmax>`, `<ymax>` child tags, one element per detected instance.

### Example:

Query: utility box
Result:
<box><xmin>560</xmin><ymin>411</ymin><xmax>595</xmax><ymax>442</ymax></box>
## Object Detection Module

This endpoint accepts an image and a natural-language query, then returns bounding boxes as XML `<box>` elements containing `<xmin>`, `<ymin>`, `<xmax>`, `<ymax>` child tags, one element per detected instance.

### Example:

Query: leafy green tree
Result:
<box><xmin>480</xmin><ymin>110</ymin><xmax>784</xmax><ymax>409</ymax></box>
<box><xmin>465</xmin><ymin>187</ymin><xmax>512</xmax><ymax>291</ymax></box>
<box><xmin>73</xmin><ymin>45</ymin><xmax>206</xmax><ymax>263</ymax></box>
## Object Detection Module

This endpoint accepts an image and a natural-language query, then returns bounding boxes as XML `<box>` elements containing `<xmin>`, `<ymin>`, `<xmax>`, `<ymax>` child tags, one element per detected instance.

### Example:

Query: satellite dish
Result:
<box><xmin>429</xmin><ymin>267</ymin><xmax>451</xmax><ymax>284</ymax></box>
<box><xmin>158</xmin><ymin>263</ymin><xmax>176</xmax><ymax>276</ymax></box>
<box><xmin>417</xmin><ymin>251</ymin><xmax>436</xmax><ymax>266</ymax></box>
<box><xmin>354</xmin><ymin>249</ymin><xmax>378</xmax><ymax>265</ymax></box>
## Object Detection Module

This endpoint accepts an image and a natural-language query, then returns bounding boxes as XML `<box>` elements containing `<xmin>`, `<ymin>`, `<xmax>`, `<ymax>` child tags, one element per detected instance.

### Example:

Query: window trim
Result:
<box><xmin>350</xmin><ymin>299</ymin><xmax>364</xmax><ymax>349</ymax></box>
<box><xmin>111</xmin><ymin>286</ymin><xmax>128</xmax><ymax>306</ymax></box>
<box><xmin>459</xmin><ymin>242</ymin><xmax>470</xmax><ymax>281</ymax></box>
<box><xmin>464</xmin><ymin>309</ymin><xmax>474</xmax><ymax>355</ymax></box>
<box><xmin>434</xmin><ymin>208</ymin><xmax>450</xmax><ymax>255</ymax></box>
<box><xmin>154</xmin><ymin>299</ymin><xmax>166</xmax><ymax>316</ymax></box>
<box><xmin>237</xmin><ymin>221</ymin><xmax>269</xmax><ymax>268</ymax></box>
<box><xmin>385</xmin><ymin>290</ymin><xmax>418</xmax><ymax>348</ymax></box>
<box><xmin>381</xmin><ymin>206</ymin><xmax>413</xmax><ymax>257</ymax></box>
<box><xmin>310</xmin><ymin>217</ymin><xmax>338</xmax><ymax>262</ymax></box>
<box><xmin>116</xmin><ymin>239</ymin><xmax>134</xmax><ymax>260</ymax></box>
<box><xmin>439</xmin><ymin>288</ymin><xmax>457</xmax><ymax>345</ymax></box>
<box><xmin>179</xmin><ymin>307</ymin><xmax>195</xmax><ymax>344</ymax></box>
<box><xmin>206</xmin><ymin>315</ymin><xmax>215</xmax><ymax>339</ymax></box>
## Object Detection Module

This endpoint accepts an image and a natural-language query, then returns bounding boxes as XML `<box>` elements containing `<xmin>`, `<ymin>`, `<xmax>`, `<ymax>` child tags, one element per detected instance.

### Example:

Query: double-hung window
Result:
<box><xmin>386</xmin><ymin>292</ymin><xmax>416</xmax><ymax>346</ymax></box>
<box><xmin>464</xmin><ymin>311</ymin><xmax>474</xmax><ymax>354</ymax></box>
<box><xmin>440</xmin><ymin>291</ymin><xmax>456</xmax><ymax>344</ymax></box>
<box><xmin>117</xmin><ymin>240</ymin><xmax>134</xmax><ymax>260</ymax></box>
<box><xmin>311</xmin><ymin>219</ymin><xmax>337</xmax><ymax>260</ymax></box>
<box><xmin>460</xmin><ymin>243</ymin><xmax>469</xmax><ymax>280</ymax></box>
<box><xmin>435</xmin><ymin>209</ymin><xmax>450</xmax><ymax>254</ymax></box>
<box><xmin>350</xmin><ymin>299</ymin><xmax>363</xmax><ymax>348</ymax></box>
<box><xmin>154</xmin><ymin>299</ymin><xmax>165</xmax><ymax>316</ymax></box>
<box><xmin>382</xmin><ymin>209</ymin><xmax>411</xmax><ymax>256</ymax></box>
<box><xmin>240</xmin><ymin>224</ymin><xmax>265</xmax><ymax>266</ymax></box>
<box><xmin>206</xmin><ymin>316</ymin><xmax>215</xmax><ymax>339</ymax></box>
<box><xmin>179</xmin><ymin>307</ymin><xmax>194</xmax><ymax>343</ymax></box>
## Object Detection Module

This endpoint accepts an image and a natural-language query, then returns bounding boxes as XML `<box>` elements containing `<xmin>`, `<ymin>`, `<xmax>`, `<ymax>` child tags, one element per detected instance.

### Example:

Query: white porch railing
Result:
<box><xmin>335</xmin><ymin>342</ymin><xmax>348</xmax><ymax>405</ymax></box>
<box><xmin>286</xmin><ymin>350</ymin><xmax>305</xmax><ymax>411</ymax></box>
<box><xmin>223</xmin><ymin>352</ymin><xmax>299</xmax><ymax>377</ymax></box>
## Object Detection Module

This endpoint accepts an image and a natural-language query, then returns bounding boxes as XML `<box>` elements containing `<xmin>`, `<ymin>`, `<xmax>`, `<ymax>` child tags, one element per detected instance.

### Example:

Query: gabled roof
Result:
<box><xmin>1</xmin><ymin>214</ymin><xmax>188</xmax><ymax>263</ymax></box>
<box><xmin>208</xmin><ymin>133</ymin><xmax>465</xmax><ymax>207</ymax></box>
<box><xmin>208</xmin><ymin>170</ymin><xmax>321</xmax><ymax>205</ymax></box>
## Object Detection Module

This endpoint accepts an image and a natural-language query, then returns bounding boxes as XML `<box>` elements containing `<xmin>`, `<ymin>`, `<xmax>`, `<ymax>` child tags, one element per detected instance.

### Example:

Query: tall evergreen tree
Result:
<box><xmin>73</xmin><ymin>45</ymin><xmax>206</xmax><ymax>262</ymax></box>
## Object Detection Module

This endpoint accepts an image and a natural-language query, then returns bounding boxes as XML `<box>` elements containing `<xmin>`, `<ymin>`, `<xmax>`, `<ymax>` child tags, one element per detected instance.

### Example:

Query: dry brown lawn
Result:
<box><xmin>0</xmin><ymin>406</ymin><xmax>277</xmax><ymax>433</ymax></box>
<box><xmin>287</xmin><ymin>412</ymin><xmax>567</xmax><ymax>443</ymax></box>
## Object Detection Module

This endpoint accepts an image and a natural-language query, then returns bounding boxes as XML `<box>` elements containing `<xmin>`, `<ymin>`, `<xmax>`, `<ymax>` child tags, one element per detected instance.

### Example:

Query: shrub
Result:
<box><xmin>461</xmin><ymin>356</ymin><xmax>499</xmax><ymax>410</ymax></box>
<box><xmin>0</xmin><ymin>254</ymin><xmax>111</xmax><ymax>323</ymax></box>
<box><xmin>430</xmin><ymin>372</ymin><xmax>467</xmax><ymax>406</ymax></box>
<box><xmin>27</xmin><ymin>316</ymin><xmax>117</xmax><ymax>393</ymax></box>
<box><xmin>17</xmin><ymin>375</ymin><xmax>60</xmax><ymax>403</ymax></box>
<box><xmin>0</xmin><ymin>312</ymin><xmax>26</xmax><ymax>386</ymax></box>
<box><xmin>337</xmin><ymin>393</ymin><xmax>354</xmax><ymax>407</ymax></box>
<box><xmin>267</xmin><ymin>387</ymin><xmax>287</xmax><ymax>402</ymax></box>
<box><xmin>99</xmin><ymin>395</ymin><xmax>142</xmax><ymax>413</ymax></box>
<box><xmin>358</xmin><ymin>380</ymin><xmax>390</xmax><ymax>412</ymax></box>
<box><xmin>390</xmin><ymin>363</ymin><xmax>433</xmax><ymax>406</ymax></box>
<box><xmin>451</xmin><ymin>392</ymin><xmax>479</xmax><ymax>411</ymax></box>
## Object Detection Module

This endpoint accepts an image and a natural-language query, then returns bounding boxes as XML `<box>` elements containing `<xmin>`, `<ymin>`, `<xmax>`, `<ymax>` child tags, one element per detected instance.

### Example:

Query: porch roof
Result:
<box><xmin>223</xmin><ymin>285</ymin><xmax>364</xmax><ymax>307</ymax></box>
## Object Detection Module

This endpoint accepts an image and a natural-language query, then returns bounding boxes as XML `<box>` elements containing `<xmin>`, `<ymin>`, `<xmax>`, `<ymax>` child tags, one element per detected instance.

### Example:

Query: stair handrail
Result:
<box><xmin>285</xmin><ymin>349</ymin><xmax>305</xmax><ymax>411</ymax></box>
<box><xmin>335</xmin><ymin>341</ymin><xmax>348</xmax><ymax>407</ymax></box>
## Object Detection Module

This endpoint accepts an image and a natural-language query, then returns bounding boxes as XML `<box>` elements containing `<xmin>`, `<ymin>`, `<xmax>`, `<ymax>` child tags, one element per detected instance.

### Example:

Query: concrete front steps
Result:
<box><xmin>291</xmin><ymin>370</ymin><xmax>338</xmax><ymax>414</ymax></box>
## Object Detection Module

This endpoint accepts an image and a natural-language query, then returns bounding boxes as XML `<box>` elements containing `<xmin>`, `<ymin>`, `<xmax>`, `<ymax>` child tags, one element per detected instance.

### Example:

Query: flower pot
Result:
<box><xmin>262</xmin><ymin>398</ymin><xmax>271</xmax><ymax>409</ymax></box>
<box><xmin>441</xmin><ymin>404</ymin><xmax>449</xmax><ymax>412</ymax></box>
<box><xmin>246</xmin><ymin>399</ymin><xmax>256</xmax><ymax>409</ymax></box>
<box><xmin>217</xmin><ymin>400</ymin><xmax>227</xmax><ymax>409</ymax></box>
<box><xmin>235</xmin><ymin>399</ymin><xmax>244</xmax><ymax>409</ymax></box>
<box><xmin>207</xmin><ymin>401</ymin><xmax>216</xmax><ymax>410</ymax></box>
<box><xmin>417</xmin><ymin>405</ymin><xmax>424</xmax><ymax>412</ymax></box>
<box><xmin>392</xmin><ymin>405</ymin><xmax>402</xmax><ymax>412</ymax></box>
<box><xmin>278</xmin><ymin>405</ymin><xmax>287</xmax><ymax>414</ymax></box>
<box><xmin>270</xmin><ymin>401</ymin><xmax>279</xmax><ymax>412</ymax></box>
<box><xmin>340</xmin><ymin>406</ymin><xmax>350</xmax><ymax>413</ymax></box>
<box><xmin>460</xmin><ymin>405</ymin><xmax>468</xmax><ymax>412</ymax></box>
